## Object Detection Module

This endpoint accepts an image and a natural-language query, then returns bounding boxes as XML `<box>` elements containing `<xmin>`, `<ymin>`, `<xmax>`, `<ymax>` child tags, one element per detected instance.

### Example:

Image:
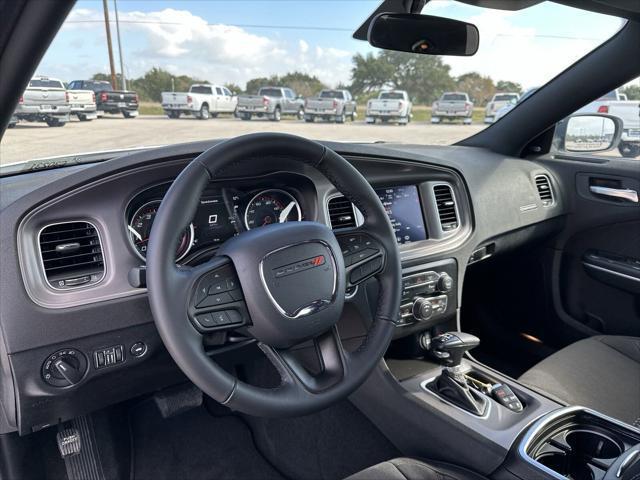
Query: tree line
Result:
<box><xmin>92</xmin><ymin>51</ymin><xmax>640</xmax><ymax>105</ymax></box>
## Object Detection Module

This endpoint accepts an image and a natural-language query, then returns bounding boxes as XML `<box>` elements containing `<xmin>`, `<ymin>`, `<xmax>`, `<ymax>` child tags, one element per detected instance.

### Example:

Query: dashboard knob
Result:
<box><xmin>412</xmin><ymin>297</ymin><xmax>434</xmax><ymax>321</ymax></box>
<box><xmin>437</xmin><ymin>273</ymin><xmax>453</xmax><ymax>292</ymax></box>
<box><xmin>42</xmin><ymin>349</ymin><xmax>88</xmax><ymax>387</ymax></box>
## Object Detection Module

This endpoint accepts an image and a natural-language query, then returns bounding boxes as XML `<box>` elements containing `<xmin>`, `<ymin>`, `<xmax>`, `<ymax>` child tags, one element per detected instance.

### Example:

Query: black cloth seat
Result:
<box><xmin>519</xmin><ymin>335</ymin><xmax>640</xmax><ymax>427</ymax></box>
<box><xmin>344</xmin><ymin>458</ymin><xmax>487</xmax><ymax>480</ymax></box>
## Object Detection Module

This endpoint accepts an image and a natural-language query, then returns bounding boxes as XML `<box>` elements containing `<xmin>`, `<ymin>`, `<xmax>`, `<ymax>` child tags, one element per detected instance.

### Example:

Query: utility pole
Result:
<box><xmin>102</xmin><ymin>0</ymin><xmax>117</xmax><ymax>89</ymax></box>
<box><xmin>113</xmin><ymin>0</ymin><xmax>127</xmax><ymax>91</ymax></box>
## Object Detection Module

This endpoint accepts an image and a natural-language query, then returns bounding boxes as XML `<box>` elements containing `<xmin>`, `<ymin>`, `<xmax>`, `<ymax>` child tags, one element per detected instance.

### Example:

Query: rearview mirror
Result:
<box><xmin>559</xmin><ymin>114</ymin><xmax>622</xmax><ymax>153</ymax></box>
<box><xmin>368</xmin><ymin>13</ymin><xmax>479</xmax><ymax>56</ymax></box>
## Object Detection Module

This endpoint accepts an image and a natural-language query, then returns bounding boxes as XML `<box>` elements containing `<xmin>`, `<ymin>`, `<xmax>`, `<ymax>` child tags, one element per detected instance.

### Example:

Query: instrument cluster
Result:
<box><xmin>125</xmin><ymin>181</ymin><xmax>307</xmax><ymax>263</ymax></box>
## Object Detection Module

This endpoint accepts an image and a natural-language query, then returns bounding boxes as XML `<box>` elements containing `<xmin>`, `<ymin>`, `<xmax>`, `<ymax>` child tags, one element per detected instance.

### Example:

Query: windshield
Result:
<box><xmin>379</xmin><ymin>92</ymin><xmax>404</xmax><ymax>100</ymax></box>
<box><xmin>28</xmin><ymin>79</ymin><xmax>64</xmax><ymax>89</ymax></box>
<box><xmin>441</xmin><ymin>93</ymin><xmax>466</xmax><ymax>101</ymax></box>
<box><xmin>1</xmin><ymin>0</ymin><xmax>625</xmax><ymax>168</ymax></box>
<box><xmin>190</xmin><ymin>85</ymin><xmax>212</xmax><ymax>94</ymax></box>
<box><xmin>494</xmin><ymin>94</ymin><xmax>518</xmax><ymax>102</ymax></box>
<box><xmin>319</xmin><ymin>91</ymin><xmax>343</xmax><ymax>99</ymax></box>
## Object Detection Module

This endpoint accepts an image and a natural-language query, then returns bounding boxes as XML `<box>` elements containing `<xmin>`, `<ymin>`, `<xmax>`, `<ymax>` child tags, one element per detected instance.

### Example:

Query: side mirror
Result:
<box><xmin>558</xmin><ymin>114</ymin><xmax>622</xmax><ymax>153</ymax></box>
<box><xmin>368</xmin><ymin>13</ymin><xmax>479</xmax><ymax>56</ymax></box>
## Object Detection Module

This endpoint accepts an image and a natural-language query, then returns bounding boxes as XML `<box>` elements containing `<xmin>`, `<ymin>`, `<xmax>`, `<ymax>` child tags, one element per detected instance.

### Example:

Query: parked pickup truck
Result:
<box><xmin>14</xmin><ymin>76</ymin><xmax>70</xmax><ymax>127</ymax></box>
<box><xmin>235</xmin><ymin>87</ymin><xmax>305</xmax><ymax>121</ymax></box>
<box><xmin>304</xmin><ymin>89</ymin><xmax>356</xmax><ymax>123</ymax></box>
<box><xmin>577</xmin><ymin>90</ymin><xmax>640</xmax><ymax>157</ymax></box>
<box><xmin>365</xmin><ymin>91</ymin><xmax>412</xmax><ymax>124</ymax></box>
<box><xmin>484</xmin><ymin>92</ymin><xmax>519</xmax><ymax>124</ymax></box>
<box><xmin>431</xmin><ymin>92</ymin><xmax>473</xmax><ymax>124</ymax></box>
<box><xmin>161</xmin><ymin>84</ymin><xmax>237</xmax><ymax>119</ymax></box>
<box><xmin>66</xmin><ymin>89</ymin><xmax>97</xmax><ymax>121</ymax></box>
<box><xmin>68</xmin><ymin>80</ymin><xmax>138</xmax><ymax>118</ymax></box>
<box><xmin>493</xmin><ymin>87</ymin><xmax>538</xmax><ymax>122</ymax></box>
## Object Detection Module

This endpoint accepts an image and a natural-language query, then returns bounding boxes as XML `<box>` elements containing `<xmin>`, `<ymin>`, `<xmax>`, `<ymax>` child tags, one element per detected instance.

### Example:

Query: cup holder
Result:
<box><xmin>537</xmin><ymin>452</ymin><xmax>594</xmax><ymax>480</ymax></box>
<box><xmin>566</xmin><ymin>430</ymin><xmax>623</xmax><ymax>460</ymax></box>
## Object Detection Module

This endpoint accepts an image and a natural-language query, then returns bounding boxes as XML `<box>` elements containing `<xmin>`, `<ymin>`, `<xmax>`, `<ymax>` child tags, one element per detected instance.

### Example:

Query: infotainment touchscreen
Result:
<box><xmin>374</xmin><ymin>185</ymin><xmax>427</xmax><ymax>245</ymax></box>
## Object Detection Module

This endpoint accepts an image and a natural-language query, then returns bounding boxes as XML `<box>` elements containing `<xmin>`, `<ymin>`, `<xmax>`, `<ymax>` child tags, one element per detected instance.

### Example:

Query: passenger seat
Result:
<box><xmin>519</xmin><ymin>335</ymin><xmax>640</xmax><ymax>427</ymax></box>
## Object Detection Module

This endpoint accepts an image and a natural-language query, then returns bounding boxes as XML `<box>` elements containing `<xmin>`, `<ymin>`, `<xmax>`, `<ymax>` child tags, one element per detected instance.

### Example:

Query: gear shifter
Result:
<box><xmin>429</xmin><ymin>332</ymin><xmax>488</xmax><ymax>416</ymax></box>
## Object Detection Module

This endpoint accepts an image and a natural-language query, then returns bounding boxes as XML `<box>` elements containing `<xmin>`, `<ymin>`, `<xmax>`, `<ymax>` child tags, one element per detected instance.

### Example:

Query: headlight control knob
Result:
<box><xmin>42</xmin><ymin>348</ymin><xmax>88</xmax><ymax>387</ymax></box>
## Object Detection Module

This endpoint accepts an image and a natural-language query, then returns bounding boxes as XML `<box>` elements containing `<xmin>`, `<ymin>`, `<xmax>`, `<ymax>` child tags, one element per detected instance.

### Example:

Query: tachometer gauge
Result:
<box><xmin>244</xmin><ymin>189</ymin><xmax>302</xmax><ymax>230</ymax></box>
<box><xmin>127</xmin><ymin>200</ymin><xmax>194</xmax><ymax>262</ymax></box>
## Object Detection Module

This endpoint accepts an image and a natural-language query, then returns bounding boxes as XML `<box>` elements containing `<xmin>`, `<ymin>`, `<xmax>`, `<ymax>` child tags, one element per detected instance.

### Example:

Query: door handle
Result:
<box><xmin>589</xmin><ymin>185</ymin><xmax>638</xmax><ymax>203</ymax></box>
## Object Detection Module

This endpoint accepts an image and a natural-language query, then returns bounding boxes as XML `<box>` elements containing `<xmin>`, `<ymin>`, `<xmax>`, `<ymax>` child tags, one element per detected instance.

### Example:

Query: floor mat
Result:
<box><xmin>129</xmin><ymin>403</ymin><xmax>285</xmax><ymax>480</ymax></box>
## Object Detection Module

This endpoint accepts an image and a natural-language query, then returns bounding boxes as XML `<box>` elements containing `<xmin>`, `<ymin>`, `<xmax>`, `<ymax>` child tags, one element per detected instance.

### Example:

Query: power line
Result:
<box><xmin>65</xmin><ymin>19</ymin><xmax>607</xmax><ymax>40</ymax></box>
<box><xmin>65</xmin><ymin>19</ymin><xmax>353</xmax><ymax>31</ymax></box>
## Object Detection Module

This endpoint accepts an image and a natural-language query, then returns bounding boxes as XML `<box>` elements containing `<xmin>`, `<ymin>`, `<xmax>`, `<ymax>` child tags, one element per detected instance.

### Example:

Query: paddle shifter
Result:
<box><xmin>430</xmin><ymin>332</ymin><xmax>488</xmax><ymax>416</ymax></box>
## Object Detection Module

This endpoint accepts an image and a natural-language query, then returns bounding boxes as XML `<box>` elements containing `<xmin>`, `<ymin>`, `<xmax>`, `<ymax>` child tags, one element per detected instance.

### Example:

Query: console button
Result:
<box><xmin>130</xmin><ymin>342</ymin><xmax>147</xmax><ymax>358</ymax></box>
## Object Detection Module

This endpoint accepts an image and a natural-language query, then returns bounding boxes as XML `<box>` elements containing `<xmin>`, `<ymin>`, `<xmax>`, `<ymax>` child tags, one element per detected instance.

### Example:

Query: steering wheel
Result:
<box><xmin>146</xmin><ymin>133</ymin><xmax>401</xmax><ymax>417</ymax></box>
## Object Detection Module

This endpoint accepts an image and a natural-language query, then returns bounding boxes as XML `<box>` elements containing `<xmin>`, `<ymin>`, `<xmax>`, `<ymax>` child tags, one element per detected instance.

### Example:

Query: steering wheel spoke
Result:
<box><xmin>184</xmin><ymin>256</ymin><xmax>251</xmax><ymax>333</ymax></box>
<box><xmin>261</xmin><ymin>326</ymin><xmax>349</xmax><ymax>393</ymax></box>
<box><xmin>335</xmin><ymin>229</ymin><xmax>386</xmax><ymax>287</ymax></box>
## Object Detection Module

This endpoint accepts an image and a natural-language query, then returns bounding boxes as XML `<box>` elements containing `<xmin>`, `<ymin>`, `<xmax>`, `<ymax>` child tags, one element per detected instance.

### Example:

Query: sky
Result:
<box><xmin>37</xmin><ymin>0</ymin><xmax>626</xmax><ymax>91</ymax></box>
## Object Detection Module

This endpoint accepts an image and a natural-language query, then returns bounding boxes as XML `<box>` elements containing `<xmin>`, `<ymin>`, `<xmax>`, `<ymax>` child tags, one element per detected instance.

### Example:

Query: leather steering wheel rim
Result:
<box><xmin>146</xmin><ymin>133</ymin><xmax>401</xmax><ymax>417</ymax></box>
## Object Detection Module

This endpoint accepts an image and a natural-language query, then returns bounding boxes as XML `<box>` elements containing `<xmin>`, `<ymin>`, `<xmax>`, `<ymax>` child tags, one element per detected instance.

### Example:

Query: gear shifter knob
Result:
<box><xmin>431</xmin><ymin>332</ymin><xmax>480</xmax><ymax>367</ymax></box>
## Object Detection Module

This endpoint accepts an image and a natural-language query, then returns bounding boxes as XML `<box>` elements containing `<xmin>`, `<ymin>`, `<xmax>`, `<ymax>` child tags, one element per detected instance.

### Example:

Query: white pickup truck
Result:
<box><xmin>577</xmin><ymin>90</ymin><xmax>640</xmax><ymax>157</ymax></box>
<box><xmin>365</xmin><ymin>91</ymin><xmax>412</xmax><ymax>124</ymax></box>
<box><xmin>161</xmin><ymin>84</ymin><xmax>237</xmax><ymax>119</ymax></box>
<box><xmin>66</xmin><ymin>89</ymin><xmax>97</xmax><ymax>121</ymax></box>
<box><xmin>14</xmin><ymin>76</ymin><xmax>70</xmax><ymax>127</ymax></box>
<box><xmin>484</xmin><ymin>92</ymin><xmax>519</xmax><ymax>124</ymax></box>
<box><xmin>431</xmin><ymin>92</ymin><xmax>473</xmax><ymax>124</ymax></box>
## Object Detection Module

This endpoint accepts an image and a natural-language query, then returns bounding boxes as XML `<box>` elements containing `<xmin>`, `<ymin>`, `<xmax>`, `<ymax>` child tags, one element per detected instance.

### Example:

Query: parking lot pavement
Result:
<box><xmin>1</xmin><ymin>115</ymin><xmax>487</xmax><ymax>166</ymax></box>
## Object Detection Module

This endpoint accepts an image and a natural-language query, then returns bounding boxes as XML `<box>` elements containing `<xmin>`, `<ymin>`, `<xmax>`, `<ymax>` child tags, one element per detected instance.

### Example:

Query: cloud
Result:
<box><xmin>443</xmin><ymin>9</ymin><xmax>620</xmax><ymax>88</ymax></box>
<box><xmin>59</xmin><ymin>7</ymin><xmax>353</xmax><ymax>88</ymax></box>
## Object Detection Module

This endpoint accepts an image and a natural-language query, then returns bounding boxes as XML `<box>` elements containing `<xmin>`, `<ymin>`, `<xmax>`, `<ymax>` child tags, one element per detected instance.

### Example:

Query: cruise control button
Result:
<box><xmin>210</xmin><ymin>311</ymin><xmax>230</xmax><ymax>325</ymax></box>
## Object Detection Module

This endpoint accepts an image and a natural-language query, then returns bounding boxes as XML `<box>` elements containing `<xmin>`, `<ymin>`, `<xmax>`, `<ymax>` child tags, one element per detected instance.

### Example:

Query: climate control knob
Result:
<box><xmin>437</xmin><ymin>273</ymin><xmax>453</xmax><ymax>292</ymax></box>
<box><xmin>412</xmin><ymin>297</ymin><xmax>434</xmax><ymax>321</ymax></box>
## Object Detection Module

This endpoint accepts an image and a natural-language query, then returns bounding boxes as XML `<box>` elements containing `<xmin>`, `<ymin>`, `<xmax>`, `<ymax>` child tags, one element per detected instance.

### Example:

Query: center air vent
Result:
<box><xmin>535</xmin><ymin>175</ymin><xmax>554</xmax><ymax>206</ymax></box>
<box><xmin>38</xmin><ymin>221</ymin><xmax>105</xmax><ymax>289</ymax></box>
<box><xmin>433</xmin><ymin>184</ymin><xmax>459</xmax><ymax>232</ymax></box>
<box><xmin>327</xmin><ymin>195</ymin><xmax>357</xmax><ymax>229</ymax></box>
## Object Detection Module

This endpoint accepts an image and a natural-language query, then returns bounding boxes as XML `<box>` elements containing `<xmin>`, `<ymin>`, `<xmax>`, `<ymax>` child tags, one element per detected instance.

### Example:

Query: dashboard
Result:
<box><xmin>0</xmin><ymin>140</ymin><xmax>564</xmax><ymax>434</ymax></box>
<box><xmin>125</xmin><ymin>181</ymin><xmax>429</xmax><ymax>264</ymax></box>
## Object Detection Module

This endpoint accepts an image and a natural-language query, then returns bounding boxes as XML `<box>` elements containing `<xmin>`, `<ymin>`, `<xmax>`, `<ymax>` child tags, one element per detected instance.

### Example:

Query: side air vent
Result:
<box><xmin>535</xmin><ymin>175</ymin><xmax>554</xmax><ymax>206</ymax></box>
<box><xmin>327</xmin><ymin>195</ymin><xmax>357</xmax><ymax>229</ymax></box>
<box><xmin>38</xmin><ymin>221</ymin><xmax>105</xmax><ymax>289</ymax></box>
<box><xmin>433</xmin><ymin>184</ymin><xmax>459</xmax><ymax>232</ymax></box>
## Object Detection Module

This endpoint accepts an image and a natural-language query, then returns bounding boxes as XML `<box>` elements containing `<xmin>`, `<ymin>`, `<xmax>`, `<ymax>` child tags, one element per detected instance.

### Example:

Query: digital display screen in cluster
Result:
<box><xmin>374</xmin><ymin>185</ymin><xmax>427</xmax><ymax>245</ymax></box>
<box><xmin>192</xmin><ymin>196</ymin><xmax>239</xmax><ymax>248</ymax></box>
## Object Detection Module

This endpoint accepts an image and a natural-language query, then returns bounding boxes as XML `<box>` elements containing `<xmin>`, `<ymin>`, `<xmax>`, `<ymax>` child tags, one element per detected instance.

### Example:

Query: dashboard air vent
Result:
<box><xmin>433</xmin><ymin>184</ymin><xmax>459</xmax><ymax>232</ymax></box>
<box><xmin>327</xmin><ymin>195</ymin><xmax>357</xmax><ymax>229</ymax></box>
<box><xmin>38</xmin><ymin>221</ymin><xmax>105</xmax><ymax>289</ymax></box>
<box><xmin>535</xmin><ymin>175</ymin><xmax>554</xmax><ymax>206</ymax></box>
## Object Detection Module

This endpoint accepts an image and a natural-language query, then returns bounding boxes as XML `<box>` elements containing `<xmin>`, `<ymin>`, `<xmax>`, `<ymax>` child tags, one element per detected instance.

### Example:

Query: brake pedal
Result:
<box><xmin>57</xmin><ymin>416</ymin><xmax>105</xmax><ymax>480</ymax></box>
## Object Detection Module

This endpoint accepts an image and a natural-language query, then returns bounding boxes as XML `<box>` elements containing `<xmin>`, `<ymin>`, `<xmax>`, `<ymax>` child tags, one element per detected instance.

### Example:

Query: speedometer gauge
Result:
<box><xmin>244</xmin><ymin>189</ymin><xmax>302</xmax><ymax>230</ymax></box>
<box><xmin>127</xmin><ymin>200</ymin><xmax>194</xmax><ymax>262</ymax></box>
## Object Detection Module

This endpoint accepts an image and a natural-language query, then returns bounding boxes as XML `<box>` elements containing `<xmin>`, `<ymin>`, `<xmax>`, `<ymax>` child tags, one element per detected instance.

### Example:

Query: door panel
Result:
<box><xmin>543</xmin><ymin>155</ymin><xmax>640</xmax><ymax>339</ymax></box>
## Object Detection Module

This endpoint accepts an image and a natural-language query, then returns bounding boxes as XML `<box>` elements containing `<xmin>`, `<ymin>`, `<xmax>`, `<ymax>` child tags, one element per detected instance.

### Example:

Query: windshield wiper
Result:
<box><xmin>0</xmin><ymin>146</ymin><xmax>155</xmax><ymax>177</ymax></box>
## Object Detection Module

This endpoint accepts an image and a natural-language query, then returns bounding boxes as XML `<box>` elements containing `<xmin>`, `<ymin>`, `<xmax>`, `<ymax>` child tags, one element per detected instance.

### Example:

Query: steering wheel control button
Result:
<box><xmin>42</xmin><ymin>348</ymin><xmax>88</xmax><ymax>387</ymax></box>
<box><xmin>130</xmin><ymin>342</ymin><xmax>147</xmax><ymax>358</ymax></box>
<box><xmin>195</xmin><ymin>268</ymin><xmax>243</xmax><ymax>309</ymax></box>
<box><xmin>337</xmin><ymin>234</ymin><xmax>383</xmax><ymax>272</ymax></box>
<box><xmin>94</xmin><ymin>345</ymin><xmax>125</xmax><ymax>369</ymax></box>
<box><xmin>195</xmin><ymin>310</ymin><xmax>242</xmax><ymax>330</ymax></box>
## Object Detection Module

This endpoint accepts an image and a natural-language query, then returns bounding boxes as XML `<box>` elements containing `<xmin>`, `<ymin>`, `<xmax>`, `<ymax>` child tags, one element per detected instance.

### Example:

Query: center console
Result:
<box><xmin>510</xmin><ymin>406</ymin><xmax>640</xmax><ymax>479</ymax></box>
<box><xmin>351</xmin><ymin>331</ymin><xmax>640</xmax><ymax>480</ymax></box>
